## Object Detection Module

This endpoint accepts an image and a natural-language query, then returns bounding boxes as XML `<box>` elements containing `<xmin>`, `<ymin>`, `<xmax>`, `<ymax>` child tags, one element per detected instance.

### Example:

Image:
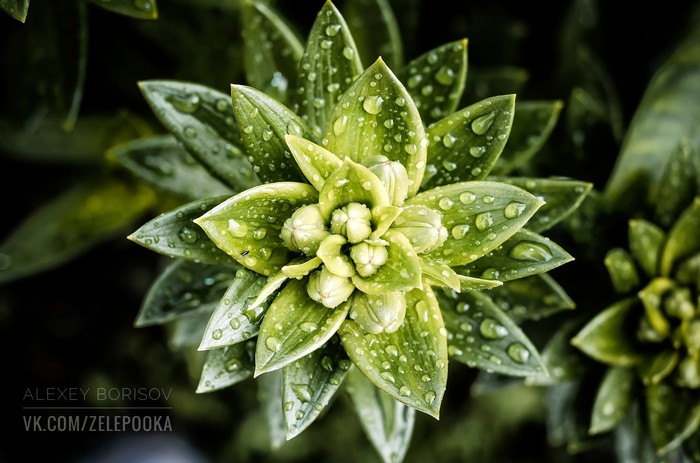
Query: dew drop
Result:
<box><xmin>451</xmin><ymin>224</ymin><xmax>470</xmax><ymax>239</ymax></box>
<box><xmin>479</xmin><ymin>318</ymin><xmax>508</xmax><ymax>339</ymax></box>
<box><xmin>399</xmin><ymin>386</ymin><xmax>411</xmax><ymax>397</ymax></box>
<box><xmin>438</xmin><ymin>197</ymin><xmax>454</xmax><ymax>210</ymax></box>
<box><xmin>442</xmin><ymin>133</ymin><xmax>457</xmax><ymax>148</ymax></box>
<box><xmin>435</xmin><ymin>66</ymin><xmax>455</xmax><ymax>86</ymax></box>
<box><xmin>178</xmin><ymin>226</ymin><xmax>199</xmax><ymax>244</ymax></box>
<box><xmin>363</xmin><ymin>95</ymin><xmax>384</xmax><ymax>115</ymax></box>
<box><xmin>300</xmin><ymin>322</ymin><xmax>318</xmax><ymax>333</ymax></box>
<box><xmin>292</xmin><ymin>383</ymin><xmax>313</xmax><ymax>402</ymax></box>
<box><xmin>469</xmin><ymin>146</ymin><xmax>486</xmax><ymax>158</ymax></box>
<box><xmin>475</xmin><ymin>212</ymin><xmax>493</xmax><ymax>231</ymax></box>
<box><xmin>442</xmin><ymin>160</ymin><xmax>457</xmax><ymax>171</ymax></box>
<box><xmin>225</xmin><ymin>359</ymin><xmax>242</xmax><ymax>372</ymax></box>
<box><xmin>333</xmin><ymin>115</ymin><xmax>348</xmax><ymax>135</ymax></box>
<box><xmin>265</xmin><ymin>336</ymin><xmax>282</xmax><ymax>352</ymax></box>
<box><xmin>320</xmin><ymin>40</ymin><xmax>333</xmax><ymax>49</ymax></box>
<box><xmin>482</xmin><ymin>195</ymin><xmax>494</xmax><ymax>204</ymax></box>
<box><xmin>480</xmin><ymin>268</ymin><xmax>500</xmax><ymax>279</ymax></box>
<box><xmin>381</xmin><ymin>371</ymin><xmax>396</xmax><ymax>384</ymax></box>
<box><xmin>227</xmin><ymin>219</ymin><xmax>248</xmax><ymax>238</ymax></box>
<box><xmin>183</xmin><ymin>126</ymin><xmax>197</xmax><ymax>138</ymax></box>
<box><xmin>342</xmin><ymin>47</ymin><xmax>355</xmax><ymax>60</ymax></box>
<box><xmin>242</xmin><ymin>124</ymin><xmax>254</xmax><ymax>134</ymax></box>
<box><xmin>504</xmin><ymin>201</ymin><xmax>526</xmax><ymax>219</ymax></box>
<box><xmin>509</xmin><ymin>241</ymin><xmax>553</xmax><ymax>262</ymax></box>
<box><xmin>212</xmin><ymin>329</ymin><xmax>223</xmax><ymax>340</ymax></box>
<box><xmin>167</xmin><ymin>93</ymin><xmax>199</xmax><ymax>113</ymax></box>
<box><xmin>325</xmin><ymin>24</ymin><xmax>341</xmax><ymax>36</ymax></box>
<box><xmin>471</xmin><ymin>112</ymin><xmax>496</xmax><ymax>135</ymax></box>
<box><xmin>229</xmin><ymin>318</ymin><xmax>241</xmax><ymax>330</ymax></box>
<box><xmin>507</xmin><ymin>343</ymin><xmax>530</xmax><ymax>364</ymax></box>
<box><xmin>327</xmin><ymin>83</ymin><xmax>341</xmax><ymax>93</ymax></box>
<box><xmin>459</xmin><ymin>192</ymin><xmax>476</xmax><ymax>204</ymax></box>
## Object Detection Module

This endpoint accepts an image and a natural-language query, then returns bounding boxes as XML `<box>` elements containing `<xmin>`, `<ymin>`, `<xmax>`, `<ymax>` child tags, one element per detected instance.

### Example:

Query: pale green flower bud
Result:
<box><xmin>392</xmin><ymin>205</ymin><xmax>448</xmax><ymax>253</ymax></box>
<box><xmin>281</xmin><ymin>204</ymin><xmax>330</xmax><ymax>255</ymax></box>
<box><xmin>350</xmin><ymin>241</ymin><xmax>389</xmax><ymax>277</ymax></box>
<box><xmin>307</xmin><ymin>267</ymin><xmax>355</xmax><ymax>308</ymax></box>
<box><xmin>676</xmin><ymin>354</ymin><xmax>700</xmax><ymax>388</ymax></box>
<box><xmin>362</xmin><ymin>155</ymin><xmax>409</xmax><ymax>206</ymax></box>
<box><xmin>330</xmin><ymin>202</ymin><xmax>372</xmax><ymax>244</ymax></box>
<box><xmin>665</xmin><ymin>287</ymin><xmax>695</xmax><ymax>320</ymax></box>
<box><xmin>349</xmin><ymin>291</ymin><xmax>406</xmax><ymax>334</ymax></box>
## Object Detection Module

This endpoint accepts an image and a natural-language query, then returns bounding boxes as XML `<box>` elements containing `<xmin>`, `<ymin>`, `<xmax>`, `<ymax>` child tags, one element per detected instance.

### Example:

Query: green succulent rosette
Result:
<box><xmin>124</xmin><ymin>1</ymin><xmax>587</xmax><ymax>461</ymax></box>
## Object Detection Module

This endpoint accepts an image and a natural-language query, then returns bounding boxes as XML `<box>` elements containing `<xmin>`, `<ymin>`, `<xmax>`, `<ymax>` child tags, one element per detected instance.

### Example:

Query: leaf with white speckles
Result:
<box><xmin>420</xmin><ymin>258</ymin><xmax>460</xmax><ymax>292</ymax></box>
<box><xmin>399</xmin><ymin>39</ymin><xmax>468</xmax><ymax>126</ymax></box>
<box><xmin>194</xmin><ymin>182</ymin><xmax>317</xmax><ymax>276</ymax></box>
<box><xmin>196</xmin><ymin>340</ymin><xmax>256</xmax><ymax>393</ymax></box>
<box><xmin>231</xmin><ymin>84</ymin><xmax>309</xmax><ymax>183</ymax></box>
<box><xmin>255</xmin><ymin>278</ymin><xmax>350</xmax><ymax>375</ymax></box>
<box><xmin>295</xmin><ymin>1</ymin><xmax>363</xmax><ymax>137</ymax></box>
<box><xmin>604</xmin><ymin>248</ymin><xmax>640</xmax><ymax>293</ymax></box>
<box><xmin>628</xmin><ymin>219</ymin><xmax>665</xmax><ymax>277</ymax></box>
<box><xmin>324</xmin><ymin>59</ymin><xmax>426</xmax><ymax>195</ymax></box>
<box><xmin>589</xmin><ymin>366</ymin><xmax>635</xmax><ymax>435</ymax></box>
<box><xmin>258</xmin><ymin>369</ymin><xmax>286</xmax><ymax>450</ymax></box>
<box><xmin>423</xmin><ymin>95</ymin><xmax>515</xmax><ymax>188</ymax></box>
<box><xmin>282</xmin><ymin>336</ymin><xmax>350</xmax><ymax>439</ymax></box>
<box><xmin>655</xmin><ymin>139</ymin><xmax>697</xmax><ymax>228</ymax></box>
<box><xmin>486</xmin><ymin>273</ymin><xmax>575</xmax><ymax>322</ymax></box>
<box><xmin>1</xmin><ymin>0</ymin><xmax>29</xmax><ymax>22</ymax></box>
<box><xmin>407</xmin><ymin>181</ymin><xmax>543</xmax><ymax>267</ymax></box>
<box><xmin>339</xmin><ymin>285</ymin><xmax>447</xmax><ymax>418</ymax></box>
<box><xmin>647</xmin><ymin>382</ymin><xmax>700</xmax><ymax>455</ymax></box>
<box><xmin>661</xmin><ymin>197</ymin><xmax>700</xmax><ymax>277</ymax></box>
<box><xmin>444</xmin><ymin>290</ymin><xmax>546</xmax><ymax>377</ymax></box>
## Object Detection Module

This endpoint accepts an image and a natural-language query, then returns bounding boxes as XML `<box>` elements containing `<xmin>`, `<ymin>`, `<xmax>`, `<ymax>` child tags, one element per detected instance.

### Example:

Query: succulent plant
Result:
<box><xmin>124</xmin><ymin>1</ymin><xmax>589</xmax><ymax>460</ymax></box>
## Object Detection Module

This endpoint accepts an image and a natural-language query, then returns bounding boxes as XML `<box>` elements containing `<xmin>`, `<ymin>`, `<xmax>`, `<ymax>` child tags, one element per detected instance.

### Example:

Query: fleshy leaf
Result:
<box><xmin>110</xmin><ymin>135</ymin><xmax>232</xmax><ymax>200</ymax></box>
<box><xmin>571</xmin><ymin>297</ymin><xmax>643</xmax><ymax>367</ymax></box>
<box><xmin>285</xmin><ymin>134</ymin><xmax>342</xmax><ymax>191</ymax></box>
<box><xmin>135</xmin><ymin>260</ymin><xmax>234</xmax><ymax>327</ymax></box>
<box><xmin>486</xmin><ymin>273</ymin><xmax>576</xmax><ymax>321</ymax></box>
<box><xmin>490</xmin><ymin>177</ymin><xmax>593</xmax><ymax>233</ymax></box>
<box><xmin>423</xmin><ymin>95</ymin><xmax>516</xmax><ymax>188</ymax></box>
<box><xmin>338</xmin><ymin>285</ymin><xmax>448</xmax><ymax>418</ymax></box>
<box><xmin>639</xmin><ymin>350</ymin><xmax>679</xmax><ymax>386</ymax></box>
<box><xmin>458</xmin><ymin>275</ymin><xmax>503</xmax><ymax>291</ymax></box>
<box><xmin>258</xmin><ymin>370</ymin><xmax>286</xmax><ymax>450</ymax></box>
<box><xmin>198</xmin><ymin>268</ymin><xmax>270</xmax><ymax>350</ymax></box>
<box><xmin>168</xmin><ymin>308</ymin><xmax>214</xmax><ymax>351</ymax></box>
<box><xmin>343</xmin><ymin>0</ymin><xmax>403</xmax><ymax>69</ymax></box>
<box><xmin>604</xmin><ymin>25</ymin><xmax>700</xmax><ymax>209</ymax></box>
<box><xmin>196</xmin><ymin>340</ymin><xmax>256</xmax><ymax>393</ymax></box>
<box><xmin>194</xmin><ymin>182</ymin><xmax>318</xmax><ymax>276</ymax></box>
<box><xmin>399</xmin><ymin>39</ymin><xmax>468</xmax><ymax>126</ymax></box>
<box><xmin>282</xmin><ymin>336</ymin><xmax>351</xmax><ymax>439</ymax></box>
<box><xmin>231</xmin><ymin>84</ymin><xmax>308</xmax><ymax>183</ymax></box>
<box><xmin>295</xmin><ymin>0</ymin><xmax>363</xmax><ymax>137</ymax></box>
<box><xmin>0</xmin><ymin>178</ymin><xmax>155</xmax><ymax>285</ymax></box>
<box><xmin>345</xmin><ymin>368</ymin><xmax>415</xmax><ymax>463</ymax></box>
<box><xmin>408</xmin><ymin>181</ymin><xmax>543</xmax><ymax>267</ymax></box>
<box><xmin>241</xmin><ymin>1</ymin><xmax>303</xmax><ymax>103</ymax></box>
<box><xmin>139</xmin><ymin>80</ymin><xmax>258</xmax><ymax>190</ymax></box>
<box><xmin>444</xmin><ymin>290</ymin><xmax>546</xmax><ymax>377</ymax></box>
<box><xmin>614</xmin><ymin>404</ymin><xmax>663</xmax><ymax>463</ymax></box>
<box><xmin>629</xmin><ymin>219</ymin><xmax>665</xmax><ymax>277</ymax></box>
<box><xmin>493</xmin><ymin>101</ymin><xmax>564</xmax><ymax>175</ymax></box>
<box><xmin>282</xmin><ymin>257</ymin><xmax>322</xmax><ymax>279</ymax></box>
<box><xmin>420</xmin><ymin>258</ymin><xmax>461</xmax><ymax>292</ymax></box>
<box><xmin>129</xmin><ymin>196</ymin><xmax>236</xmax><ymax>266</ymax></box>
<box><xmin>589</xmin><ymin>366</ymin><xmax>635</xmax><ymax>435</ymax></box>
<box><xmin>318</xmin><ymin>158</ymin><xmax>390</xmax><ymax>219</ymax></box>
<box><xmin>255</xmin><ymin>279</ymin><xmax>350</xmax><ymax>375</ymax></box>
<box><xmin>525</xmin><ymin>319</ymin><xmax>586</xmax><ymax>386</ymax></box>
<box><xmin>89</xmin><ymin>0</ymin><xmax>158</xmax><ymax>19</ymax></box>
<box><xmin>324</xmin><ymin>59</ymin><xmax>426</xmax><ymax>195</ymax></box>
<box><xmin>351</xmin><ymin>229</ymin><xmax>421</xmax><ymax>294</ymax></box>
<box><xmin>452</xmin><ymin>228</ymin><xmax>573</xmax><ymax>281</ymax></box>
<box><xmin>661</xmin><ymin>197</ymin><xmax>700</xmax><ymax>277</ymax></box>
<box><xmin>317</xmin><ymin>235</ymin><xmax>355</xmax><ymax>277</ymax></box>
<box><xmin>637</xmin><ymin>278</ymin><xmax>674</xmax><ymax>339</ymax></box>
<box><xmin>604</xmin><ymin>248</ymin><xmax>640</xmax><ymax>294</ymax></box>
<box><xmin>348</xmin><ymin>291</ymin><xmax>406</xmax><ymax>334</ymax></box>
<box><xmin>655</xmin><ymin>138</ymin><xmax>697</xmax><ymax>227</ymax></box>
<box><xmin>647</xmin><ymin>382</ymin><xmax>700</xmax><ymax>455</ymax></box>
<box><xmin>1</xmin><ymin>0</ymin><xmax>29</xmax><ymax>22</ymax></box>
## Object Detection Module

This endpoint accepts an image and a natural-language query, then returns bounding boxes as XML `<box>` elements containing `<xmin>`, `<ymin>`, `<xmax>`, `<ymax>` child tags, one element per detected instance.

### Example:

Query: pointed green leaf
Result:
<box><xmin>282</xmin><ymin>336</ymin><xmax>351</xmax><ymax>439</ymax></box>
<box><xmin>605</xmin><ymin>248</ymin><xmax>641</xmax><ymax>293</ymax></box>
<box><xmin>463</xmin><ymin>66</ymin><xmax>529</xmax><ymax>103</ymax></box>
<box><xmin>258</xmin><ymin>369</ymin><xmax>286</xmax><ymax>450</ymax></box>
<box><xmin>317</xmin><ymin>235</ymin><xmax>355</xmax><ymax>277</ymax></box>
<box><xmin>399</xmin><ymin>39</ymin><xmax>468</xmax><ymax>126</ymax></box>
<box><xmin>318</xmin><ymin>158</ymin><xmax>390</xmax><ymax>219</ymax></box>
<box><xmin>194</xmin><ymin>182</ymin><xmax>318</xmax><ymax>276</ymax></box>
<box><xmin>296</xmin><ymin>0</ymin><xmax>363</xmax><ymax>137</ymax></box>
<box><xmin>655</xmin><ymin>138</ymin><xmax>697</xmax><ymax>227</ymax></box>
<box><xmin>167</xmin><ymin>307</ymin><xmax>215</xmax><ymax>351</ymax></box>
<box><xmin>525</xmin><ymin>318</ymin><xmax>586</xmax><ymax>386</ymax></box>
<box><xmin>661</xmin><ymin>197</ymin><xmax>700</xmax><ymax>277</ymax></box>
<box><xmin>351</xmin><ymin>229</ymin><xmax>421</xmax><ymax>294</ymax></box>
<box><xmin>604</xmin><ymin>24</ymin><xmax>700</xmax><ymax>208</ymax></box>
<box><xmin>135</xmin><ymin>260</ymin><xmax>234</xmax><ymax>327</ymax></box>
<box><xmin>453</xmin><ymin>228</ymin><xmax>573</xmax><ymax>281</ymax></box>
<box><xmin>423</xmin><ymin>95</ymin><xmax>516</xmax><ymax>188</ymax></box>
<box><xmin>346</xmin><ymin>368</ymin><xmax>415</xmax><ymax>463</ymax></box>
<box><xmin>0</xmin><ymin>178</ymin><xmax>155</xmax><ymax>285</ymax></box>
<box><xmin>614</xmin><ymin>403</ymin><xmax>665</xmax><ymax>463</ymax></box>
<box><xmin>647</xmin><ymin>382</ymin><xmax>700</xmax><ymax>454</ymax></box>
<box><xmin>196</xmin><ymin>340</ymin><xmax>256</xmax><ymax>393</ymax></box>
<box><xmin>370</xmin><ymin>205</ymin><xmax>402</xmax><ymax>239</ymax></box>
<box><xmin>256</xmin><ymin>279</ymin><xmax>350</xmax><ymax>375</ymax></box>
<box><xmin>282</xmin><ymin>256</ymin><xmax>322</xmax><ymax>279</ymax></box>
<box><xmin>1</xmin><ymin>0</ymin><xmax>29</xmax><ymax>22</ymax></box>
<box><xmin>638</xmin><ymin>278</ymin><xmax>674</xmax><ymax>339</ymax></box>
<box><xmin>231</xmin><ymin>84</ymin><xmax>309</xmax><ymax>183</ymax></box>
<box><xmin>198</xmin><ymin>268</ymin><xmax>270</xmax><ymax>350</ymax></box>
<box><xmin>420</xmin><ymin>258</ymin><xmax>460</xmax><ymax>292</ymax></box>
<box><xmin>444</xmin><ymin>290</ymin><xmax>546</xmax><ymax>377</ymax></box>
<box><xmin>348</xmin><ymin>291</ymin><xmax>406</xmax><ymax>335</ymax></box>
<box><xmin>241</xmin><ymin>1</ymin><xmax>303</xmax><ymax>103</ymax></box>
<box><xmin>339</xmin><ymin>285</ymin><xmax>448</xmax><ymax>418</ymax></box>
<box><xmin>487</xmin><ymin>273</ymin><xmax>576</xmax><ymax>321</ymax></box>
<box><xmin>285</xmin><ymin>134</ymin><xmax>342</xmax><ymax>191</ymax></box>
<box><xmin>325</xmin><ymin>59</ymin><xmax>426</xmax><ymax>195</ymax></box>
<box><xmin>490</xmin><ymin>177</ymin><xmax>593</xmax><ymax>233</ymax></box>
<box><xmin>408</xmin><ymin>181</ymin><xmax>543</xmax><ymax>267</ymax></box>
<box><xmin>590</xmin><ymin>366</ymin><xmax>635</xmax><ymax>435</ymax></box>
<box><xmin>110</xmin><ymin>135</ymin><xmax>232</xmax><ymax>200</ymax></box>
<box><xmin>493</xmin><ymin>101</ymin><xmax>564</xmax><ymax>175</ymax></box>
<box><xmin>343</xmin><ymin>0</ymin><xmax>403</xmax><ymax>69</ymax></box>
<box><xmin>138</xmin><ymin>80</ymin><xmax>258</xmax><ymax>190</ymax></box>
<box><xmin>89</xmin><ymin>0</ymin><xmax>158</xmax><ymax>19</ymax></box>
<box><xmin>629</xmin><ymin>219</ymin><xmax>665</xmax><ymax>277</ymax></box>
<box><xmin>458</xmin><ymin>275</ymin><xmax>503</xmax><ymax>290</ymax></box>
<box><xmin>571</xmin><ymin>297</ymin><xmax>643</xmax><ymax>366</ymax></box>
<box><xmin>129</xmin><ymin>196</ymin><xmax>236</xmax><ymax>266</ymax></box>
<box><xmin>639</xmin><ymin>350</ymin><xmax>679</xmax><ymax>386</ymax></box>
